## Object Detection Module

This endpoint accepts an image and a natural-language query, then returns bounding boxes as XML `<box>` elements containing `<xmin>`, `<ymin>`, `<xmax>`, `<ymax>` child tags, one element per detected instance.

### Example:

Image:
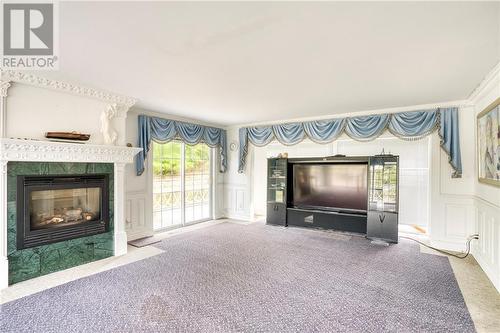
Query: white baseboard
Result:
<box><xmin>114</xmin><ymin>231</ymin><xmax>128</xmax><ymax>256</ymax></box>
<box><xmin>0</xmin><ymin>256</ymin><xmax>8</xmax><ymax>290</ymax></box>
<box><xmin>473</xmin><ymin>249</ymin><xmax>500</xmax><ymax>293</ymax></box>
<box><xmin>224</xmin><ymin>213</ymin><xmax>254</xmax><ymax>222</ymax></box>
<box><xmin>429</xmin><ymin>238</ymin><xmax>470</xmax><ymax>252</ymax></box>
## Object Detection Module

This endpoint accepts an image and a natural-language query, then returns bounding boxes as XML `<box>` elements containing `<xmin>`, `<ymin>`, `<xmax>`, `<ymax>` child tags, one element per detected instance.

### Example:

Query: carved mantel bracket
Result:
<box><xmin>0</xmin><ymin>80</ymin><xmax>12</xmax><ymax>138</ymax></box>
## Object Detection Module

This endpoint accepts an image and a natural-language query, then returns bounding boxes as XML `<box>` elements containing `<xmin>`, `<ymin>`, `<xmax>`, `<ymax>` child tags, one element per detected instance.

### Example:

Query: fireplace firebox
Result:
<box><xmin>17</xmin><ymin>174</ymin><xmax>110</xmax><ymax>249</ymax></box>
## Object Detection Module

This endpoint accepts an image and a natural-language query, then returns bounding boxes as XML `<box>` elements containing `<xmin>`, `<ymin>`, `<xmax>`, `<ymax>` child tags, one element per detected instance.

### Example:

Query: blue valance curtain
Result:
<box><xmin>239</xmin><ymin>107</ymin><xmax>462</xmax><ymax>177</ymax></box>
<box><xmin>136</xmin><ymin>115</ymin><xmax>227</xmax><ymax>175</ymax></box>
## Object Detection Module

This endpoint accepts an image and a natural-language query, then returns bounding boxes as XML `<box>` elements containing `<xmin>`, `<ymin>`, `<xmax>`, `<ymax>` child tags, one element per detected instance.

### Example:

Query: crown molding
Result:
<box><xmin>467</xmin><ymin>61</ymin><xmax>500</xmax><ymax>104</ymax></box>
<box><xmin>0</xmin><ymin>70</ymin><xmax>137</xmax><ymax>109</ymax></box>
<box><xmin>231</xmin><ymin>99</ymin><xmax>470</xmax><ymax>129</ymax></box>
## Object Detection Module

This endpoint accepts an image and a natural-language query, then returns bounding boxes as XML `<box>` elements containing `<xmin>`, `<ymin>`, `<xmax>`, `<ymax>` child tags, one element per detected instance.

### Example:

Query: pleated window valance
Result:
<box><xmin>136</xmin><ymin>115</ymin><xmax>227</xmax><ymax>175</ymax></box>
<box><xmin>238</xmin><ymin>107</ymin><xmax>462</xmax><ymax>177</ymax></box>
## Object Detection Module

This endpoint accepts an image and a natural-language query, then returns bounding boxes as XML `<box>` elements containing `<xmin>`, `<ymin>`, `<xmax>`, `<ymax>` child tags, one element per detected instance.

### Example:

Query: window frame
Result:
<box><xmin>150</xmin><ymin>140</ymin><xmax>213</xmax><ymax>232</ymax></box>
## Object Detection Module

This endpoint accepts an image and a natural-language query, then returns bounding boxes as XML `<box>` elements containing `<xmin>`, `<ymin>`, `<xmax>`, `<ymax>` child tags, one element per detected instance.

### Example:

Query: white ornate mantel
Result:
<box><xmin>0</xmin><ymin>138</ymin><xmax>141</xmax><ymax>163</ymax></box>
<box><xmin>0</xmin><ymin>139</ymin><xmax>142</xmax><ymax>289</ymax></box>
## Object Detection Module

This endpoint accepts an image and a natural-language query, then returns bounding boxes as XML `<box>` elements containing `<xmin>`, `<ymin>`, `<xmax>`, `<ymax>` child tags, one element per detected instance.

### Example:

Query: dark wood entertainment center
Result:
<box><xmin>267</xmin><ymin>155</ymin><xmax>399</xmax><ymax>243</ymax></box>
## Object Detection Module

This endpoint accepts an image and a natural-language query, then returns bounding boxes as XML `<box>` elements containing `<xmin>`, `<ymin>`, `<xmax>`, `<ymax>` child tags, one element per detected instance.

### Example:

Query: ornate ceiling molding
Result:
<box><xmin>0</xmin><ymin>138</ymin><xmax>142</xmax><ymax>164</ymax></box>
<box><xmin>0</xmin><ymin>70</ymin><xmax>137</xmax><ymax>109</ymax></box>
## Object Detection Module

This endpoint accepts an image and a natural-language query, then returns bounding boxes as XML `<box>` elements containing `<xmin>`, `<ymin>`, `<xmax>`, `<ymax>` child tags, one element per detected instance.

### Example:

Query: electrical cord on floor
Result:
<box><xmin>399</xmin><ymin>234</ymin><xmax>479</xmax><ymax>259</ymax></box>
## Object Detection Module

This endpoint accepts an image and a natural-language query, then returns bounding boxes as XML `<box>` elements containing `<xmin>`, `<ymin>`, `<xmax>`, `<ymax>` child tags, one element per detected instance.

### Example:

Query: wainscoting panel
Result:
<box><xmin>223</xmin><ymin>183</ymin><xmax>252</xmax><ymax>220</ymax></box>
<box><xmin>473</xmin><ymin>198</ymin><xmax>500</xmax><ymax>292</ymax></box>
<box><xmin>429</xmin><ymin>194</ymin><xmax>476</xmax><ymax>252</ymax></box>
<box><xmin>444</xmin><ymin>203</ymin><xmax>469</xmax><ymax>239</ymax></box>
<box><xmin>215</xmin><ymin>182</ymin><xmax>225</xmax><ymax>219</ymax></box>
<box><xmin>125</xmin><ymin>191</ymin><xmax>152</xmax><ymax>241</ymax></box>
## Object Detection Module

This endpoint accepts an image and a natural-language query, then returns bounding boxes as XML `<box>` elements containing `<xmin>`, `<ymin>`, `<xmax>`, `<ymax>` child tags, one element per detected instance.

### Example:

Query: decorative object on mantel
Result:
<box><xmin>477</xmin><ymin>97</ymin><xmax>500</xmax><ymax>187</ymax></box>
<box><xmin>100</xmin><ymin>104</ymin><xmax>118</xmax><ymax>145</ymax></box>
<box><xmin>45</xmin><ymin>131</ymin><xmax>90</xmax><ymax>143</ymax></box>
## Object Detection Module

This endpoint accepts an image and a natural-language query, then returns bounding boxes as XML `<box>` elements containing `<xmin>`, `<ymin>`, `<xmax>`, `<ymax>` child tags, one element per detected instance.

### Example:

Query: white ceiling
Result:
<box><xmin>45</xmin><ymin>1</ymin><xmax>500</xmax><ymax>125</ymax></box>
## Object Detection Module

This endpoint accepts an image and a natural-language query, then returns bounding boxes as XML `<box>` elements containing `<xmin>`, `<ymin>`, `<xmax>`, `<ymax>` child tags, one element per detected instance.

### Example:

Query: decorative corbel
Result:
<box><xmin>0</xmin><ymin>81</ymin><xmax>10</xmax><ymax>98</ymax></box>
<box><xmin>0</xmin><ymin>80</ymin><xmax>12</xmax><ymax>138</ymax></box>
<box><xmin>112</xmin><ymin>103</ymin><xmax>130</xmax><ymax>119</ymax></box>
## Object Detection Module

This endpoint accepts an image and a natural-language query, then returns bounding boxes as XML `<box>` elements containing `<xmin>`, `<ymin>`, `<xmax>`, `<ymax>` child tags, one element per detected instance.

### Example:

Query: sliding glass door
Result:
<box><xmin>152</xmin><ymin>141</ymin><xmax>212</xmax><ymax>231</ymax></box>
<box><xmin>185</xmin><ymin>144</ymin><xmax>211</xmax><ymax>223</ymax></box>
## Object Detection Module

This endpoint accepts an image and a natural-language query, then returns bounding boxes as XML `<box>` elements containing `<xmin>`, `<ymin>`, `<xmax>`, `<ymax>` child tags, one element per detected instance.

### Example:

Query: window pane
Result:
<box><xmin>185</xmin><ymin>143</ymin><xmax>211</xmax><ymax>223</ymax></box>
<box><xmin>152</xmin><ymin>141</ymin><xmax>183</xmax><ymax>231</ymax></box>
<box><xmin>153</xmin><ymin>141</ymin><xmax>211</xmax><ymax>229</ymax></box>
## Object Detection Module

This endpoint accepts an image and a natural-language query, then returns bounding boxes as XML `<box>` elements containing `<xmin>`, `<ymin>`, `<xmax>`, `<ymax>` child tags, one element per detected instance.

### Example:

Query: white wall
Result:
<box><xmin>252</xmin><ymin>146</ymin><xmax>267</xmax><ymax>217</ymax></box>
<box><xmin>5</xmin><ymin>83</ymin><xmax>125</xmax><ymax>145</ymax></box>
<box><xmin>469</xmin><ymin>63</ymin><xmax>500</xmax><ymax>292</ymax></box>
<box><xmin>427</xmin><ymin>105</ymin><xmax>476</xmax><ymax>252</ymax></box>
<box><xmin>124</xmin><ymin>110</ymin><xmax>151</xmax><ymax>240</ymax></box>
<box><xmin>223</xmin><ymin>127</ymin><xmax>254</xmax><ymax>220</ymax></box>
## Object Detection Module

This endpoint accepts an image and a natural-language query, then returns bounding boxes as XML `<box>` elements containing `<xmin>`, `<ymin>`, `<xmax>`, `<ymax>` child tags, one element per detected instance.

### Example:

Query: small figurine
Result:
<box><xmin>101</xmin><ymin>104</ymin><xmax>118</xmax><ymax>145</ymax></box>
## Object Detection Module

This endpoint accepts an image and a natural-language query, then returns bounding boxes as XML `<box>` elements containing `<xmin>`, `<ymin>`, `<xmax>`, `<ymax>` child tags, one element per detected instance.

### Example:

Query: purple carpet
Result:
<box><xmin>0</xmin><ymin>221</ymin><xmax>475</xmax><ymax>332</ymax></box>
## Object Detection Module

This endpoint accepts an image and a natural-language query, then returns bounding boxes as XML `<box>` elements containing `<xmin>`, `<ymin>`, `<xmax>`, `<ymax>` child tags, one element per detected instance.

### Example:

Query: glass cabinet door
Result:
<box><xmin>369</xmin><ymin>158</ymin><xmax>398</xmax><ymax>212</ymax></box>
<box><xmin>267</xmin><ymin>159</ymin><xmax>287</xmax><ymax>203</ymax></box>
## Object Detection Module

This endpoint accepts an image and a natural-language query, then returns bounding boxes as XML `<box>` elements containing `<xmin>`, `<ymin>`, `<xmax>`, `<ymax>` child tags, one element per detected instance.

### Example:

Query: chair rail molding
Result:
<box><xmin>0</xmin><ymin>139</ymin><xmax>142</xmax><ymax>289</ymax></box>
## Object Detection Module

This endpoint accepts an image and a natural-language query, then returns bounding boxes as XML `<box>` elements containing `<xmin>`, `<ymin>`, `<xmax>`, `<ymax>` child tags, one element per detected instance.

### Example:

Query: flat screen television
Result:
<box><xmin>292</xmin><ymin>163</ymin><xmax>368</xmax><ymax>213</ymax></box>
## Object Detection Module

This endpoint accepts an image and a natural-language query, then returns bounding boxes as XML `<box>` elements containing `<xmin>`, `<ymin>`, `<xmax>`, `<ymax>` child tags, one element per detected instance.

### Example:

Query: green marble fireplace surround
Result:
<box><xmin>7</xmin><ymin>162</ymin><xmax>114</xmax><ymax>285</ymax></box>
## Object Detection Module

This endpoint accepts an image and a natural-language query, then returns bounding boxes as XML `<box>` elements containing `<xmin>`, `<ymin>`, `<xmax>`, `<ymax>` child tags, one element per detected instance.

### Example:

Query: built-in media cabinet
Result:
<box><xmin>266</xmin><ymin>155</ymin><xmax>399</xmax><ymax>243</ymax></box>
<box><xmin>267</xmin><ymin>158</ymin><xmax>287</xmax><ymax>226</ymax></box>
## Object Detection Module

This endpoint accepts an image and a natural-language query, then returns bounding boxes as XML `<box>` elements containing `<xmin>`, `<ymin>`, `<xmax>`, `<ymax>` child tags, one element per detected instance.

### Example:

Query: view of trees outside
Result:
<box><xmin>184</xmin><ymin>144</ymin><xmax>211</xmax><ymax>223</ymax></box>
<box><xmin>152</xmin><ymin>141</ymin><xmax>211</xmax><ymax>230</ymax></box>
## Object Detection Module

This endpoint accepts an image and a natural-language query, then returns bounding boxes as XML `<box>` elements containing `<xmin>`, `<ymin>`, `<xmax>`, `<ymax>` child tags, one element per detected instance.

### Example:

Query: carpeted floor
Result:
<box><xmin>0</xmin><ymin>221</ymin><xmax>475</xmax><ymax>332</ymax></box>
